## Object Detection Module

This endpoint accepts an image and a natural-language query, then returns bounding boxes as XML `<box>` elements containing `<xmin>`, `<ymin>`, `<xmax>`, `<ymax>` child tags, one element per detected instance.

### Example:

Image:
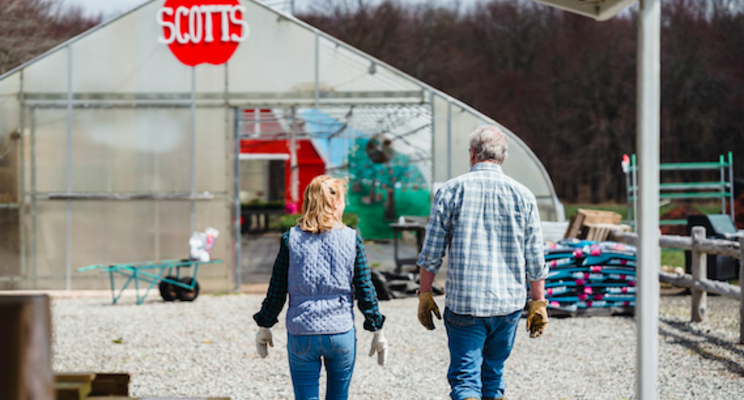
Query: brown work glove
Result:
<box><xmin>526</xmin><ymin>299</ymin><xmax>549</xmax><ymax>338</ymax></box>
<box><xmin>417</xmin><ymin>290</ymin><xmax>441</xmax><ymax>330</ymax></box>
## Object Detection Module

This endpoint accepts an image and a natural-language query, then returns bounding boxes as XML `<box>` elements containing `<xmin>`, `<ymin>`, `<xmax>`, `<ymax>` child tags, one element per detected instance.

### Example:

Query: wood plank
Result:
<box><xmin>609</xmin><ymin>230</ymin><xmax>741</xmax><ymax>259</ymax></box>
<box><xmin>90</xmin><ymin>373</ymin><xmax>130</xmax><ymax>396</ymax></box>
<box><xmin>563</xmin><ymin>212</ymin><xmax>582</xmax><ymax>239</ymax></box>
<box><xmin>54</xmin><ymin>381</ymin><xmax>91</xmax><ymax>400</ymax></box>
<box><xmin>691</xmin><ymin>226</ymin><xmax>708</xmax><ymax>322</ymax></box>
<box><xmin>54</xmin><ymin>373</ymin><xmax>96</xmax><ymax>384</ymax></box>
<box><xmin>659</xmin><ymin>272</ymin><xmax>741</xmax><ymax>300</ymax></box>
<box><xmin>579</xmin><ymin>209</ymin><xmax>623</xmax><ymax>225</ymax></box>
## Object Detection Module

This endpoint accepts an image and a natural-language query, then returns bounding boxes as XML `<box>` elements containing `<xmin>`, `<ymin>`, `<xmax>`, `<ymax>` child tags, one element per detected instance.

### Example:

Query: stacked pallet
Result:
<box><xmin>543</xmin><ymin>239</ymin><xmax>637</xmax><ymax>317</ymax></box>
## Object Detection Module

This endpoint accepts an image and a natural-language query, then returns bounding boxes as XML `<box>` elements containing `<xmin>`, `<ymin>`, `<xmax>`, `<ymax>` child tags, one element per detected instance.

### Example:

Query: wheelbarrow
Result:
<box><xmin>77</xmin><ymin>259</ymin><xmax>223</xmax><ymax>305</ymax></box>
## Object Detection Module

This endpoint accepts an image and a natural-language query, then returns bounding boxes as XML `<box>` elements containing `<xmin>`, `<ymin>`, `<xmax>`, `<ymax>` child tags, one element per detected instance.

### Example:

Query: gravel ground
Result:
<box><xmin>52</xmin><ymin>294</ymin><xmax>744</xmax><ymax>400</ymax></box>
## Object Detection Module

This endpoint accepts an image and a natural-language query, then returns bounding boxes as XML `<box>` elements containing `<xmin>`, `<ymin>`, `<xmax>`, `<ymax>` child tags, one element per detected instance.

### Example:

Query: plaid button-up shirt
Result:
<box><xmin>417</xmin><ymin>163</ymin><xmax>547</xmax><ymax>317</ymax></box>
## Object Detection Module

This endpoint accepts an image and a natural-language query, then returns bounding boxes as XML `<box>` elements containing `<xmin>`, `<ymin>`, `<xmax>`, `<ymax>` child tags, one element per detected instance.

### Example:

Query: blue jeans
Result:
<box><xmin>444</xmin><ymin>308</ymin><xmax>521</xmax><ymax>400</ymax></box>
<box><xmin>287</xmin><ymin>328</ymin><xmax>357</xmax><ymax>400</ymax></box>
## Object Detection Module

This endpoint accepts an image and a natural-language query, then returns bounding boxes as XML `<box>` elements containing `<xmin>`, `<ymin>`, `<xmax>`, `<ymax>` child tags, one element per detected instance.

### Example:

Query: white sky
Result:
<box><xmin>62</xmin><ymin>0</ymin><xmax>478</xmax><ymax>19</ymax></box>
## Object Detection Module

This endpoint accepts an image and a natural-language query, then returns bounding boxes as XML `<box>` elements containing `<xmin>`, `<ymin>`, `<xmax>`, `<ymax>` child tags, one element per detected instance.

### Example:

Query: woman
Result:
<box><xmin>253</xmin><ymin>175</ymin><xmax>388</xmax><ymax>400</ymax></box>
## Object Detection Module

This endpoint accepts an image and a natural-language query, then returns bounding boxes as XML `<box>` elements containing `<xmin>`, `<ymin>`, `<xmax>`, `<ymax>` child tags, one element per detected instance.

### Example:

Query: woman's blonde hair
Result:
<box><xmin>297</xmin><ymin>175</ymin><xmax>347</xmax><ymax>233</ymax></box>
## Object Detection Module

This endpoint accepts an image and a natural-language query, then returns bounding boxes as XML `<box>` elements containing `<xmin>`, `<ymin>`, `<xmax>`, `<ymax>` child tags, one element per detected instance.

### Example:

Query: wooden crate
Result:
<box><xmin>564</xmin><ymin>209</ymin><xmax>623</xmax><ymax>239</ymax></box>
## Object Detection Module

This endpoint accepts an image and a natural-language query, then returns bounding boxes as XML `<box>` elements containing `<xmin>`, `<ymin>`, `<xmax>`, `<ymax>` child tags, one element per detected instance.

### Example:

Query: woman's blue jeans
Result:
<box><xmin>444</xmin><ymin>308</ymin><xmax>521</xmax><ymax>400</ymax></box>
<box><xmin>287</xmin><ymin>328</ymin><xmax>357</xmax><ymax>400</ymax></box>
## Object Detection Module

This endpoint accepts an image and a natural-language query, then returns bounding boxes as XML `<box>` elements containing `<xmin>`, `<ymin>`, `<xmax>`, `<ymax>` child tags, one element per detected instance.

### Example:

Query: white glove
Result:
<box><xmin>255</xmin><ymin>327</ymin><xmax>273</xmax><ymax>358</ymax></box>
<box><xmin>368</xmin><ymin>329</ymin><xmax>388</xmax><ymax>366</ymax></box>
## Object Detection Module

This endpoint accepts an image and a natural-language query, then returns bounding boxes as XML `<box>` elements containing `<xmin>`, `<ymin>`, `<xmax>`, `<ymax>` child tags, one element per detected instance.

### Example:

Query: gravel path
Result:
<box><xmin>52</xmin><ymin>294</ymin><xmax>744</xmax><ymax>400</ymax></box>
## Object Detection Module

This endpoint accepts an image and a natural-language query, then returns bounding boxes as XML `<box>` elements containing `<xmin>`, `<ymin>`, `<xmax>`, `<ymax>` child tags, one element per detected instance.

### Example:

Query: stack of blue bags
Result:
<box><xmin>543</xmin><ymin>239</ymin><xmax>638</xmax><ymax>316</ymax></box>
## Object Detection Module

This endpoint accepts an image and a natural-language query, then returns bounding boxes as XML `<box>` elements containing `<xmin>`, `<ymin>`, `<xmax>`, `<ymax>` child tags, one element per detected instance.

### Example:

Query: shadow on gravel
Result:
<box><xmin>659</xmin><ymin>318</ymin><xmax>744</xmax><ymax>377</ymax></box>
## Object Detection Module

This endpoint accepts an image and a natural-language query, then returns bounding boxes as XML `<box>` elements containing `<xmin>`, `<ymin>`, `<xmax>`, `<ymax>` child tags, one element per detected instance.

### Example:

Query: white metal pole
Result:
<box><xmin>19</xmin><ymin>70</ymin><xmax>25</xmax><ymax>289</ymax></box>
<box><xmin>66</xmin><ymin>45</ymin><xmax>73</xmax><ymax>292</ymax></box>
<box><xmin>190</xmin><ymin>67</ymin><xmax>197</xmax><ymax>235</ymax></box>
<box><xmin>234</xmin><ymin>108</ymin><xmax>242</xmax><ymax>292</ymax></box>
<box><xmin>314</xmin><ymin>32</ymin><xmax>320</xmax><ymax>108</ymax></box>
<box><xmin>636</xmin><ymin>0</ymin><xmax>661</xmax><ymax>398</ymax></box>
<box><xmin>289</xmin><ymin>106</ymin><xmax>299</xmax><ymax>204</ymax></box>
<box><xmin>447</xmin><ymin>98</ymin><xmax>452</xmax><ymax>179</ymax></box>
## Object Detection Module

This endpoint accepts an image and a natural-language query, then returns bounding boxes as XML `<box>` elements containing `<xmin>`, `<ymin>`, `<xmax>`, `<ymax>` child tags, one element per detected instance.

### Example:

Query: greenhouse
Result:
<box><xmin>0</xmin><ymin>0</ymin><xmax>562</xmax><ymax>292</ymax></box>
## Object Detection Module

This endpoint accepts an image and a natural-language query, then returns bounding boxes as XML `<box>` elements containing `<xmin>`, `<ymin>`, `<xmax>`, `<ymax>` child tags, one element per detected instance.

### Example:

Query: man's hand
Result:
<box><xmin>417</xmin><ymin>290</ymin><xmax>441</xmax><ymax>330</ymax></box>
<box><xmin>255</xmin><ymin>327</ymin><xmax>273</xmax><ymax>358</ymax></box>
<box><xmin>369</xmin><ymin>329</ymin><xmax>389</xmax><ymax>366</ymax></box>
<box><xmin>525</xmin><ymin>300</ymin><xmax>549</xmax><ymax>338</ymax></box>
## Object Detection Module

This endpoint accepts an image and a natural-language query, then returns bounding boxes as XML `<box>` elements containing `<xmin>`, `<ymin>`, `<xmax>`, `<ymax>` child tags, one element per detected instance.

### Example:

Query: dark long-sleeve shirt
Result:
<box><xmin>253</xmin><ymin>230</ymin><xmax>386</xmax><ymax>332</ymax></box>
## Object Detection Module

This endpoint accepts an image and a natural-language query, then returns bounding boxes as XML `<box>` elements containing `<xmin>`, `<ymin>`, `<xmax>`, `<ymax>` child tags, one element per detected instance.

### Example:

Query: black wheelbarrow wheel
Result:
<box><xmin>176</xmin><ymin>277</ymin><xmax>200</xmax><ymax>302</ymax></box>
<box><xmin>159</xmin><ymin>276</ymin><xmax>180</xmax><ymax>301</ymax></box>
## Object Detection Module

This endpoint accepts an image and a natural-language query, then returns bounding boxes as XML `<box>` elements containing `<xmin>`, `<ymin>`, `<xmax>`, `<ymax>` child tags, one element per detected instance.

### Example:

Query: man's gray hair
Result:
<box><xmin>469</xmin><ymin>125</ymin><xmax>509</xmax><ymax>164</ymax></box>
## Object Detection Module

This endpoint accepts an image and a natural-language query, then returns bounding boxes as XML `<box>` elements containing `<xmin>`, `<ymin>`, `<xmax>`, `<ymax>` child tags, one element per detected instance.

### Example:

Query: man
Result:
<box><xmin>416</xmin><ymin>125</ymin><xmax>549</xmax><ymax>400</ymax></box>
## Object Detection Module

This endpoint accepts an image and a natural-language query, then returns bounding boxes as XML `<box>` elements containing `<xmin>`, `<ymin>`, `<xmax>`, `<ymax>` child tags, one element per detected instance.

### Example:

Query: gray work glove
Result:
<box><xmin>255</xmin><ymin>327</ymin><xmax>273</xmax><ymax>358</ymax></box>
<box><xmin>369</xmin><ymin>329</ymin><xmax>389</xmax><ymax>366</ymax></box>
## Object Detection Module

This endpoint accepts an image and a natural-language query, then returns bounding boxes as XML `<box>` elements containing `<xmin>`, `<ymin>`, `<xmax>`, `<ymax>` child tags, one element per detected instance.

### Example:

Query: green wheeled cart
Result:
<box><xmin>77</xmin><ymin>259</ymin><xmax>223</xmax><ymax>305</ymax></box>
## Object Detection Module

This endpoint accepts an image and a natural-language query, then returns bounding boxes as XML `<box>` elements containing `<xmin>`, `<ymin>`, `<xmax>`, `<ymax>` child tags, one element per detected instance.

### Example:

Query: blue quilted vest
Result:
<box><xmin>286</xmin><ymin>225</ymin><xmax>357</xmax><ymax>335</ymax></box>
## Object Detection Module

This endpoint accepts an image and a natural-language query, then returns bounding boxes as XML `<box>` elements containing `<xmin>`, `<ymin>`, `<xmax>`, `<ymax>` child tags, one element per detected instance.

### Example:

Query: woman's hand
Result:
<box><xmin>255</xmin><ymin>327</ymin><xmax>273</xmax><ymax>358</ymax></box>
<box><xmin>369</xmin><ymin>329</ymin><xmax>388</xmax><ymax>366</ymax></box>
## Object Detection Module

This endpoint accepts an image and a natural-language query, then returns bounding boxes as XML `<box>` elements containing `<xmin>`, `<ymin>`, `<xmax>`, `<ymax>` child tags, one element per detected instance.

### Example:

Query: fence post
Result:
<box><xmin>691</xmin><ymin>226</ymin><xmax>707</xmax><ymax>323</ymax></box>
<box><xmin>739</xmin><ymin>235</ymin><xmax>743</xmax><ymax>344</ymax></box>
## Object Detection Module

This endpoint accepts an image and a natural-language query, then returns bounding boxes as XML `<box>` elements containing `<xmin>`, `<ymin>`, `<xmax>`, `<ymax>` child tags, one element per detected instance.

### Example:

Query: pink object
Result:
<box><xmin>586</xmin><ymin>301</ymin><xmax>593</xmax><ymax>307</ymax></box>
<box><xmin>584</xmin><ymin>273</ymin><xmax>590</xmax><ymax>279</ymax></box>
<box><xmin>551</xmin><ymin>260</ymin><xmax>557</xmax><ymax>267</ymax></box>
<box><xmin>550</xmin><ymin>301</ymin><xmax>560</xmax><ymax>307</ymax></box>
<box><xmin>620</xmin><ymin>274</ymin><xmax>626</xmax><ymax>280</ymax></box>
<box><xmin>590</xmin><ymin>266</ymin><xmax>602</xmax><ymax>273</ymax></box>
<box><xmin>573</xmin><ymin>250</ymin><xmax>584</xmax><ymax>258</ymax></box>
<box><xmin>547</xmin><ymin>289</ymin><xmax>553</xmax><ymax>296</ymax></box>
<box><xmin>285</xmin><ymin>202</ymin><xmax>299</xmax><ymax>214</ymax></box>
<box><xmin>622</xmin><ymin>287</ymin><xmax>628</xmax><ymax>294</ymax></box>
<box><xmin>595</xmin><ymin>294</ymin><xmax>604</xmax><ymax>300</ymax></box>
<box><xmin>590</xmin><ymin>248</ymin><xmax>601</xmax><ymax>256</ymax></box>
<box><xmin>575</xmin><ymin>279</ymin><xmax>586</xmax><ymax>286</ymax></box>
<box><xmin>584</xmin><ymin>287</ymin><xmax>593</xmax><ymax>294</ymax></box>
<box><xmin>629</xmin><ymin>281</ymin><xmax>637</xmax><ymax>287</ymax></box>
<box><xmin>621</xmin><ymin>259</ymin><xmax>628</xmax><ymax>265</ymax></box>
<box><xmin>624</xmin><ymin>301</ymin><xmax>631</xmax><ymax>306</ymax></box>
<box><xmin>578</xmin><ymin>294</ymin><xmax>588</xmax><ymax>301</ymax></box>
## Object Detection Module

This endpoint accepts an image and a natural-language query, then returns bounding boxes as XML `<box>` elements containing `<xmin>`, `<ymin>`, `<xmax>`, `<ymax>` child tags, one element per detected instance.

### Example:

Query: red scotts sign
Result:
<box><xmin>157</xmin><ymin>0</ymin><xmax>249</xmax><ymax>66</ymax></box>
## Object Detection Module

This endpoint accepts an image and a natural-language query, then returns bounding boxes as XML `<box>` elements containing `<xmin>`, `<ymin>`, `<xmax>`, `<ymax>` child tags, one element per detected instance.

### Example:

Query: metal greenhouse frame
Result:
<box><xmin>0</xmin><ymin>0</ymin><xmax>562</xmax><ymax>294</ymax></box>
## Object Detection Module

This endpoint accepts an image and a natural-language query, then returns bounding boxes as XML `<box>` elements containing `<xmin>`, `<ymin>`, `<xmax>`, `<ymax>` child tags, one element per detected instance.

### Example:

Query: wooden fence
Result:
<box><xmin>608</xmin><ymin>227</ymin><xmax>744</xmax><ymax>344</ymax></box>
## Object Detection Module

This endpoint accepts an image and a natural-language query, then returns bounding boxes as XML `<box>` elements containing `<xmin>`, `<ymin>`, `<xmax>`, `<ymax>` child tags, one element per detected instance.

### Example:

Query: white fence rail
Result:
<box><xmin>609</xmin><ymin>227</ymin><xmax>744</xmax><ymax>344</ymax></box>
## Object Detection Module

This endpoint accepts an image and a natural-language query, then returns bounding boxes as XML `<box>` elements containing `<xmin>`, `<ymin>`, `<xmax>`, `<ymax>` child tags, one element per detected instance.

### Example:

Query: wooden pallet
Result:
<box><xmin>56</xmin><ymin>372</ymin><xmax>130</xmax><ymax>398</ymax></box>
<box><xmin>564</xmin><ymin>209</ymin><xmax>623</xmax><ymax>240</ymax></box>
<box><xmin>54</xmin><ymin>372</ymin><xmax>228</xmax><ymax>400</ymax></box>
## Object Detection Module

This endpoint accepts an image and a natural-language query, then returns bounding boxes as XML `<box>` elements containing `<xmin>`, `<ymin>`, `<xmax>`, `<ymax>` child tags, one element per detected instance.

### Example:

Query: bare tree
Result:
<box><xmin>0</xmin><ymin>0</ymin><xmax>101</xmax><ymax>74</ymax></box>
<box><xmin>301</xmin><ymin>0</ymin><xmax>744</xmax><ymax>204</ymax></box>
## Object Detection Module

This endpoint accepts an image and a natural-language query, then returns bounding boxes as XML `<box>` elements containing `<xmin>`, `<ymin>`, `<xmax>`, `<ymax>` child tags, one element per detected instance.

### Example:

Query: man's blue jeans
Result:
<box><xmin>444</xmin><ymin>308</ymin><xmax>521</xmax><ymax>400</ymax></box>
<box><xmin>287</xmin><ymin>328</ymin><xmax>356</xmax><ymax>400</ymax></box>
